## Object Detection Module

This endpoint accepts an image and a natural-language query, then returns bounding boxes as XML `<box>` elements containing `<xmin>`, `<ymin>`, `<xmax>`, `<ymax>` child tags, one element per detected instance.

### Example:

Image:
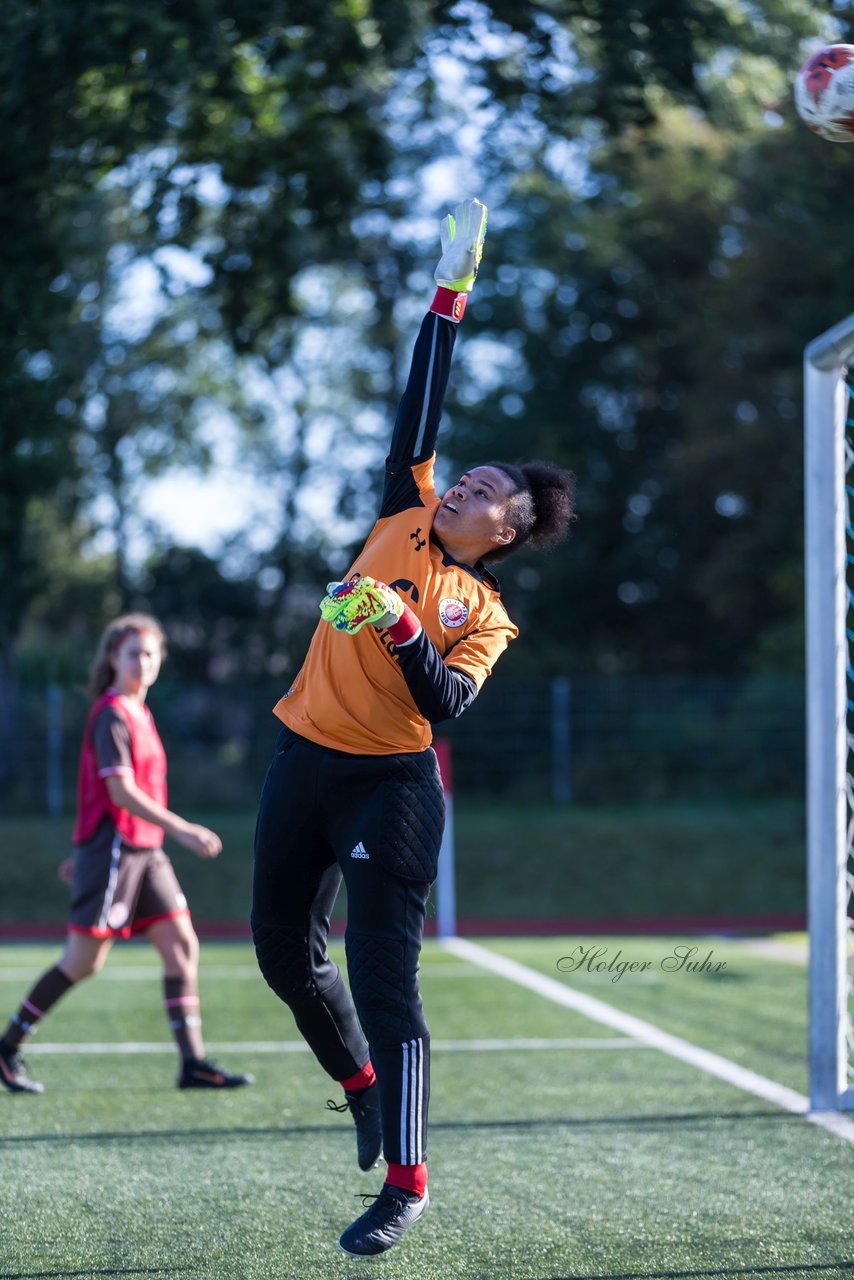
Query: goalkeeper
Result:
<box><xmin>251</xmin><ymin>198</ymin><xmax>575</xmax><ymax>1258</ymax></box>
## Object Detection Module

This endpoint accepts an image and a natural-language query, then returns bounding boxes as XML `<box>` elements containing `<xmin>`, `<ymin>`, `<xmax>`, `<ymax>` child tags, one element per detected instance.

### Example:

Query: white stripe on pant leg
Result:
<box><xmin>409</xmin><ymin>1037</ymin><xmax>420</xmax><ymax>1164</ymax></box>
<box><xmin>97</xmin><ymin>834</ymin><xmax>122</xmax><ymax>930</ymax></box>
<box><xmin>409</xmin><ymin>1039</ymin><xmax>419</xmax><ymax>1162</ymax></box>
<box><xmin>400</xmin><ymin>1041</ymin><xmax>411</xmax><ymax>1163</ymax></box>
<box><xmin>414</xmin><ymin>1037</ymin><xmax>424</xmax><ymax>1163</ymax></box>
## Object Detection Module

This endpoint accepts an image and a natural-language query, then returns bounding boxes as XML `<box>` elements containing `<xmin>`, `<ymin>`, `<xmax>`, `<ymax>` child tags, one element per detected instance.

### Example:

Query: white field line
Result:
<box><xmin>443</xmin><ymin>936</ymin><xmax>854</xmax><ymax>1146</ymax></box>
<box><xmin>27</xmin><ymin>1036</ymin><xmax>645</xmax><ymax>1056</ymax></box>
<box><xmin>735</xmin><ymin>938</ymin><xmax>808</xmax><ymax>965</ymax></box>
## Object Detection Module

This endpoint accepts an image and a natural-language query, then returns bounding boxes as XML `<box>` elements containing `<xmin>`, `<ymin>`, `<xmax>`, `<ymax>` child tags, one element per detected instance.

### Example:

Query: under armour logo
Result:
<box><xmin>409</xmin><ymin>528</ymin><xmax>426</xmax><ymax>552</ymax></box>
<box><xmin>388</xmin><ymin>578</ymin><xmax>419</xmax><ymax>604</ymax></box>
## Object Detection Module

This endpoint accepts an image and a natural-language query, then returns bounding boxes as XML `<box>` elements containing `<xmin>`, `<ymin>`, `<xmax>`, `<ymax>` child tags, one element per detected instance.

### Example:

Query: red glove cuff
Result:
<box><xmin>387</xmin><ymin>606</ymin><xmax>422</xmax><ymax>647</ymax></box>
<box><xmin>429</xmin><ymin>287</ymin><xmax>468</xmax><ymax>323</ymax></box>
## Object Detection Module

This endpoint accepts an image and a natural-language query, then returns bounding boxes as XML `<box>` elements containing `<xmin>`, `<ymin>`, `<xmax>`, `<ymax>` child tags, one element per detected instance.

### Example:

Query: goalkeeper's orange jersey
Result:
<box><xmin>274</xmin><ymin>312</ymin><xmax>518</xmax><ymax>755</ymax></box>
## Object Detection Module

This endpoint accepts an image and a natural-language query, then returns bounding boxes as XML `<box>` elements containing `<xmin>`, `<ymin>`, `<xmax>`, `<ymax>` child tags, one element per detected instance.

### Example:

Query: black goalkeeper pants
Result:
<box><xmin>251</xmin><ymin>725</ymin><xmax>445</xmax><ymax>1167</ymax></box>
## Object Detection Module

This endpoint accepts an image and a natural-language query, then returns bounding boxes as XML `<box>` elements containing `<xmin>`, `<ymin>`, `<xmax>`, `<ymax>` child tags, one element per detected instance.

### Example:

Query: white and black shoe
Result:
<box><xmin>326</xmin><ymin>1084</ymin><xmax>383</xmax><ymax>1171</ymax></box>
<box><xmin>0</xmin><ymin>1042</ymin><xmax>43</xmax><ymax>1094</ymax></box>
<box><xmin>339</xmin><ymin>1184</ymin><xmax>429</xmax><ymax>1257</ymax></box>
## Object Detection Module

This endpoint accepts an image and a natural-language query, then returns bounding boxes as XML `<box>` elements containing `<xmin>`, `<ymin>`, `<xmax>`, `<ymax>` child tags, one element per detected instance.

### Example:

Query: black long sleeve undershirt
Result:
<box><xmin>394</xmin><ymin>630</ymin><xmax>477</xmax><ymax>723</ymax></box>
<box><xmin>377</xmin><ymin>309</ymin><xmax>478</xmax><ymax>722</ymax></box>
<box><xmin>381</xmin><ymin>312</ymin><xmax>457</xmax><ymax>520</ymax></box>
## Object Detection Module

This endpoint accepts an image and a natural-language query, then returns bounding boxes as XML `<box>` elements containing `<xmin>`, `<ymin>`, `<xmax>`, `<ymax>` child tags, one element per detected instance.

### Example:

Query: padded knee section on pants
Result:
<box><xmin>253</xmin><ymin>922</ymin><xmax>322</xmax><ymax>1005</ymax></box>
<box><xmin>346</xmin><ymin>932</ymin><xmax>427</xmax><ymax>1045</ymax></box>
<box><xmin>380</xmin><ymin>755</ymin><xmax>445</xmax><ymax>883</ymax></box>
<box><xmin>253</xmin><ymin>920</ymin><xmax>369</xmax><ymax>1080</ymax></box>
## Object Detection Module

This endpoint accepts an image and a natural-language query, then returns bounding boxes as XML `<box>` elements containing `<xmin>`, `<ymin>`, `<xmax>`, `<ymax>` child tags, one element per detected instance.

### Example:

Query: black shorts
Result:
<box><xmin>69</xmin><ymin>820</ymin><xmax>189</xmax><ymax>939</ymax></box>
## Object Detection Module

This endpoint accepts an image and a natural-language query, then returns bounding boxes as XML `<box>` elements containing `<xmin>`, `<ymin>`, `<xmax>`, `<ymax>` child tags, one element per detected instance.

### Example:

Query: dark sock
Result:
<box><xmin>1</xmin><ymin>966</ymin><xmax>74</xmax><ymax>1051</ymax></box>
<box><xmin>163</xmin><ymin>976</ymin><xmax>205</xmax><ymax>1062</ymax></box>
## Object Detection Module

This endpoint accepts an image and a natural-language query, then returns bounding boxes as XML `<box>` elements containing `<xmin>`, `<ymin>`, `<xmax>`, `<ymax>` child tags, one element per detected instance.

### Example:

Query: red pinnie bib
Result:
<box><xmin>72</xmin><ymin>691</ymin><xmax>167</xmax><ymax>847</ymax></box>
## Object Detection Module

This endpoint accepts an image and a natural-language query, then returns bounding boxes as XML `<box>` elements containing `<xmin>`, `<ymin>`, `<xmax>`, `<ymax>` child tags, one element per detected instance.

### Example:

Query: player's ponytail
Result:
<box><xmin>484</xmin><ymin>460</ymin><xmax>576</xmax><ymax>562</ymax></box>
<box><xmin>87</xmin><ymin>614</ymin><xmax>167</xmax><ymax>700</ymax></box>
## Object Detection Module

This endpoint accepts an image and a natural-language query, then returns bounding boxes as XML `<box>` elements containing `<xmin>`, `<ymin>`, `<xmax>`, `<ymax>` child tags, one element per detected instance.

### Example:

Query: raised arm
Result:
<box><xmin>384</xmin><ymin>311</ymin><xmax>458</xmax><ymax>472</ymax></box>
<box><xmin>381</xmin><ymin>199</ymin><xmax>487</xmax><ymax>518</ymax></box>
<box><xmin>318</xmin><ymin>199</ymin><xmax>493</xmax><ymax>723</ymax></box>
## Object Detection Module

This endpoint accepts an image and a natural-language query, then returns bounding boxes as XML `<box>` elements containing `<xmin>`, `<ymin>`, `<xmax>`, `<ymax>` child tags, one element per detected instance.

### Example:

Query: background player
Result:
<box><xmin>0</xmin><ymin>614</ymin><xmax>254</xmax><ymax>1095</ymax></box>
<box><xmin>251</xmin><ymin>198</ymin><xmax>575</xmax><ymax>1257</ymax></box>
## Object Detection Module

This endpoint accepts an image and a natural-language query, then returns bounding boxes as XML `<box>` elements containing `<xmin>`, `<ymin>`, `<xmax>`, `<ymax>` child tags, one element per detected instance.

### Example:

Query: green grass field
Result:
<box><xmin>2</xmin><ymin>935</ymin><xmax>852</xmax><ymax>1279</ymax></box>
<box><xmin>0</xmin><ymin>798</ymin><xmax>806</xmax><ymax>927</ymax></box>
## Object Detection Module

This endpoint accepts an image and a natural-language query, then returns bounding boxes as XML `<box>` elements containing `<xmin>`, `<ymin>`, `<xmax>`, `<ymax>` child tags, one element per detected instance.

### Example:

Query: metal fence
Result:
<box><xmin>4</xmin><ymin>675</ymin><xmax>805</xmax><ymax>815</ymax></box>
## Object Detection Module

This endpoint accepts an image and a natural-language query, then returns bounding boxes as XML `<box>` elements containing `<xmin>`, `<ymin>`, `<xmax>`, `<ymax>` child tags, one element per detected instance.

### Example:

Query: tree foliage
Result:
<box><xmin>1</xmin><ymin>0</ymin><xmax>850</xmax><ymax>692</ymax></box>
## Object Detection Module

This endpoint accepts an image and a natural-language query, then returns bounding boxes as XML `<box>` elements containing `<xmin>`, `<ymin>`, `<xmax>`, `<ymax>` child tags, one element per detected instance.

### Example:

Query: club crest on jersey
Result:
<box><xmin>438</xmin><ymin>597</ymin><xmax>469</xmax><ymax>627</ymax></box>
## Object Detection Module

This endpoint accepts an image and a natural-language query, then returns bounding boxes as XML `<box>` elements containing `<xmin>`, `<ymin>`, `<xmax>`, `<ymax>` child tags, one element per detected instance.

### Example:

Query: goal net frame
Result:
<box><xmin>805</xmin><ymin>312</ymin><xmax>854</xmax><ymax>1112</ymax></box>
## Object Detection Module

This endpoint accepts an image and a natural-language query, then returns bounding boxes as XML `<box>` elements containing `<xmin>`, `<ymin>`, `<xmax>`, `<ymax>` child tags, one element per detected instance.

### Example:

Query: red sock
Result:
<box><xmin>340</xmin><ymin>1060</ymin><xmax>376</xmax><ymax>1093</ymax></box>
<box><xmin>386</xmin><ymin>1162</ymin><xmax>428</xmax><ymax>1198</ymax></box>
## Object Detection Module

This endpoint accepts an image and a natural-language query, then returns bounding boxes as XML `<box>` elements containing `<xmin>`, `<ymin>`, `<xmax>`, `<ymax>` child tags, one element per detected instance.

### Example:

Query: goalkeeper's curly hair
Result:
<box><xmin>482</xmin><ymin>460</ymin><xmax>576</xmax><ymax>563</ymax></box>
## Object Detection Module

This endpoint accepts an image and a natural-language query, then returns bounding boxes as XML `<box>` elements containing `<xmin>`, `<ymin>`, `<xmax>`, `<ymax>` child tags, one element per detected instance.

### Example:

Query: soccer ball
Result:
<box><xmin>794</xmin><ymin>44</ymin><xmax>854</xmax><ymax>143</ymax></box>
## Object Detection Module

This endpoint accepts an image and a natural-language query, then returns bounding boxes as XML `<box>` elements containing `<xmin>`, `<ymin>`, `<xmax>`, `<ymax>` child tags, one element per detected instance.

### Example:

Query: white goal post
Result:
<box><xmin>805</xmin><ymin>312</ymin><xmax>854</xmax><ymax>1112</ymax></box>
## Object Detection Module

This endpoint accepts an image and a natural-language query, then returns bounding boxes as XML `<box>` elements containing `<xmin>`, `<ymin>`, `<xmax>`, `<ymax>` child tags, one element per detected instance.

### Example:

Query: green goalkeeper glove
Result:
<box><xmin>319</xmin><ymin>577</ymin><xmax>404</xmax><ymax>635</ymax></box>
<box><xmin>434</xmin><ymin>198</ymin><xmax>488</xmax><ymax>293</ymax></box>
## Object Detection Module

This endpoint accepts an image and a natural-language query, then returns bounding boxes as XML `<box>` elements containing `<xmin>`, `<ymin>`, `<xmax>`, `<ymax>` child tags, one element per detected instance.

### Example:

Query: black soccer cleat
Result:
<box><xmin>339</xmin><ymin>1184</ymin><xmax>429</xmax><ymax>1257</ymax></box>
<box><xmin>326</xmin><ymin>1084</ymin><xmax>383</xmax><ymax>1170</ymax></box>
<box><xmin>0</xmin><ymin>1043</ymin><xmax>44</xmax><ymax>1095</ymax></box>
<box><xmin>177</xmin><ymin>1058</ymin><xmax>255</xmax><ymax>1090</ymax></box>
